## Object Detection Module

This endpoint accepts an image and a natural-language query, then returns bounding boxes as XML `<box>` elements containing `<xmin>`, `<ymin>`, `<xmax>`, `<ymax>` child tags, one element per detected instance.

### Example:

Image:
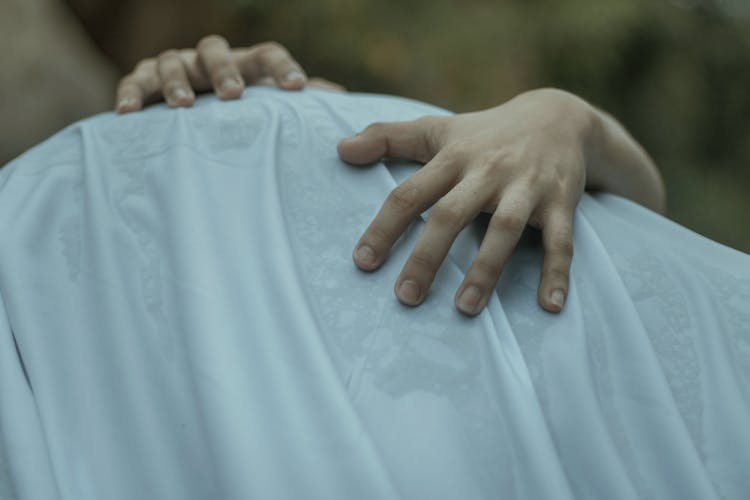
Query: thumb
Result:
<box><xmin>337</xmin><ymin>116</ymin><xmax>445</xmax><ymax>165</ymax></box>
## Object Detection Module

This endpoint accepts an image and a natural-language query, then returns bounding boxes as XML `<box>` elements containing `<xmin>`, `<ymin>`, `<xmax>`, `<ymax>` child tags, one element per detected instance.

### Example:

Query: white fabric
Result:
<box><xmin>0</xmin><ymin>88</ymin><xmax>748</xmax><ymax>500</ymax></box>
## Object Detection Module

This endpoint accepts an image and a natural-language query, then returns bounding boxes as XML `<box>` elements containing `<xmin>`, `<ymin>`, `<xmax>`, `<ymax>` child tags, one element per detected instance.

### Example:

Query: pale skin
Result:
<box><xmin>116</xmin><ymin>35</ymin><xmax>666</xmax><ymax>316</ymax></box>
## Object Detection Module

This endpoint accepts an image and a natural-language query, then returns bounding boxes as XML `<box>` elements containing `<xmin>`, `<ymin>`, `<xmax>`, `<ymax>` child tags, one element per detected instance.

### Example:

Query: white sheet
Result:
<box><xmin>1</xmin><ymin>87</ymin><xmax>748</xmax><ymax>499</ymax></box>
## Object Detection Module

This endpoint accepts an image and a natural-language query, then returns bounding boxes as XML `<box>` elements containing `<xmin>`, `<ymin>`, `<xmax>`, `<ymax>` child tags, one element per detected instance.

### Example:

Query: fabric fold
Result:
<box><xmin>0</xmin><ymin>87</ymin><xmax>748</xmax><ymax>499</ymax></box>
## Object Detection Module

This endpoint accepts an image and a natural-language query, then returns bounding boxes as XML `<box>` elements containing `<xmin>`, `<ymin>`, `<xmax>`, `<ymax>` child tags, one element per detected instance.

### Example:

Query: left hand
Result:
<box><xmin>115</xmin><ymin>36</ymin><xmax>344</xmax><ymax>114</ymax></box>
<box><xmin>337</xmin><ymin>88</ymin><xmax>596</xmax><ymax>316</ymax></box>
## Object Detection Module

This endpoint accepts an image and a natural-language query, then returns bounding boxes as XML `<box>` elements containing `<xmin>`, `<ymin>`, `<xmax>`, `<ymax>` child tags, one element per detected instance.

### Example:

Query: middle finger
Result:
<box><xmin>196</xmin><ymin>34</ymin><xmax>245</xmax><ymax>99</ymax></box>
<box><xmin>394</xmin><ymin>176</ymin><xmax>493</xmax><ymax>306</ymax></box>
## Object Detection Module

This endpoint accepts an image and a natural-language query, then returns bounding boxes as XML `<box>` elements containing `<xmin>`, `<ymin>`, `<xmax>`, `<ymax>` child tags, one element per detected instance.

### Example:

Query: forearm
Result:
<box><xmin>583</xmin><ymin>106</ymin><xmax>666</xmax><ymax>214</ymax></box>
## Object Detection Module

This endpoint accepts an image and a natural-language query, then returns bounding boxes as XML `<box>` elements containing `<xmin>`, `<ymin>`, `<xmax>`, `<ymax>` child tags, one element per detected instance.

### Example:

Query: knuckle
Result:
<box><xmin>430</xmin><ymin>202</ymin><xmax>466</xmax><ymax>230</ymax></box>
<box><xmin>549</xmin><ymin>174</ymin><xmax>571</xmax><ymax>196</ymax></box>
<box><xmin>134</xmin><ymin>58</ymin><xmax>156</xmax><ymax>74</ymax></box>
<box><xmin>522</xmin><ymin>164</ymin><xmax>544</xmax><ymax>186</ymax></box>
<box><xmin>117</xmin><ymin>74</ymin><xmax>136</xmax><ymax>90</ymax></box>
<box><xmin>386</xmin><ymin>184</ymin><xmax>419</xmax><ymax>212</ymax></box>
<box><xmin>486</xmin><ymin>148</ymin><xmax>518</xmax><ymax>169</ymax></box>
<box><xmin>162</xmin><ymin>80</ymin><xmax>184</xmax><ymax>94</ymax></box>
<box><xmin>552</xmin><ymin>238</ymin><xmax>574</xmax><ymax>259</ymax></box>
<box><xmin>438</xmin><ymin>150</ymin><xmax>462</xmax><ymax>168</ymax></box>
<box><xmin>442</xmin><ymin>142</ymin><xmax>468</xmax><ymax>163</ymax></box>
<box><xmin>157</xmin><ymin>49</ymin><xmax>180</xmax><ymax>62</ymax></box>
<box><xmin>214</xmin><ymin>65</ymin><xmax>239</xmax><ymax>80</ymax></box>
<box><xmin>197</xmin><ymin>34</ymin><xmax>226</xmax><ymax>50</ymax></box>
<box><xmin>543</xmin><ymin>267</ymin><xmax>570</xmax><ymax>285</ymax></box>
<box><xmin>255</xmin><ymin>40</ymin><xmax>286</xmax><ymax>55</ymax></box>
<box><xmin>365</xmin><ymin>222</ymin><xmax>394</xmax><ymax>246</ymax></box>
<box><xmin>363</xmin><ymin>121</ymin><xmax>387</xmax><ymax>137</ymax></box>
<box><xmin>489</xmin><ymin>211</ymin><xmax>526</xmax><ymax>234</ymax></box>
<box><xmin>409</xmin><ymin>250</ymin><xmax>437</xmax><ymax>271</ymax></box>
<box><xmin>141</xmin><ymin>74</ymin><xmax>160</xmax><ymax>91</ymax></box>
<box><xmin>471</xmin><ymin>256</ymin><xmax>502</xmax><ymax>281</ymax></box>
<box><xmin>415</xmin><ymin>115</ymin><xmax>439</xmax><ymax>129</ymax></box>
<box><xmin>254</xmin><ymin>41</ymin><xmax>294</xmax><ymax>70</ymax></box>
<box><xmin>125</xmin><ymin>67</ymin><xmax>158</xmax><ymax>92</ymax></box>
<box><xmin>414</xmin><ymin>116</ymin><xmax>444</xmax><ymax>156</ymax></box>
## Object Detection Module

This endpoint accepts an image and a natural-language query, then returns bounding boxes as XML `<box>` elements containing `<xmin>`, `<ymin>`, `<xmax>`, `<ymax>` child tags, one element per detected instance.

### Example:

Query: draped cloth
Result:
<box><xmin>1</xmin><ymin>88</ymin><xmax>748</xmax><ymax>499</ymax></box>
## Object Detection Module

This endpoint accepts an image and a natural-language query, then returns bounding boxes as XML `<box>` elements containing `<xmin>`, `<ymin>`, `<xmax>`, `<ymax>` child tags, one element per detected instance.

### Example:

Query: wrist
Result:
<box><xmin>581</xmin><ymin>105</ymin><xmax>667</xmax><ymax>213</ymax></box>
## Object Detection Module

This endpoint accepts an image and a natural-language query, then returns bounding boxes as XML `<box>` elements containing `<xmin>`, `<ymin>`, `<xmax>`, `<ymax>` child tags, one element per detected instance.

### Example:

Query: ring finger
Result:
<box><xmin>454</xmin><ymin>187</ymin><xmax>536</xmax><ymax>315</ymax></box>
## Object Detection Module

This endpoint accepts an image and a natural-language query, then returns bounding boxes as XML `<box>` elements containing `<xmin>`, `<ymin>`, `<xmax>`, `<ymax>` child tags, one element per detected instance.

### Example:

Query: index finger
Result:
<box><xmin>115</xmin><ymin>59</ymin><xmax>160</xmax><ymax>113</ymax></box>
<box><xmin>353</xmin><ymin>151</ymin><xmax>459</xmax><ymax>271</ymax></box>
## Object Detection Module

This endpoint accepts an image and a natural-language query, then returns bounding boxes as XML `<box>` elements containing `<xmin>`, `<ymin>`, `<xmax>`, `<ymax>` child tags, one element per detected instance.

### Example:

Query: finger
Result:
<box><xmin>157</xmin><ymin>50</ymin><xmax>195</xmax><ymax>108</ymax></box>
<box><xmin>196</xmin><ymin>34</ymin><xmax>245</xmax><ymax>99</ymax></box>
<box><xmin>175</xmin><ymin>49</ymin><xmax>213</xmax><ymax>91</ymax></box>
<box><xmin>115</xmin><ymin>77</ymin><xmax>144</xmax><ymax>114</ymax></box>
<box><xmin>537</xmin><ymin>206</ymin><xmax>575</xmax><ymax>313</ymax></box>
<box><xmin>454</xmin><ymin>189</ymin><xmax>536</xmax><ymax>315</ymax></box>
<box><xmin>235</xmin><ymin>42</ymin><xmax>308</xmax><ymax>90</ymax></box>
<box><xmin>337</xmin><ymin>116</ymin><xmax>447</xmax><ymax>165</ymax></box>
<box><xmin>115</xmin><ymin>59</ymin><xmax>160</xmax><ymax>113</ymax></box>
<box><xmin>394</xmin><ymin>177</ymin><xmax>492</xmax><ymax>306</ymax></box>
<box><xmin>353</xmin><ymin>151</ymin><xmax>459</xmax><ymax>271</ymax></box>
<box><xmin>308</xmin><ymin>77</ymin><xmax>346</xmax><ymax>92</ymax></box>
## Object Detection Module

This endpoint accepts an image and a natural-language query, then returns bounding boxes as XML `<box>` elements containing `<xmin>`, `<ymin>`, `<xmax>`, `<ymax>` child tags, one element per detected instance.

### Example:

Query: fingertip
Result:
<box><xmin>336</xmin><ymin>135</ymin><xmax>358</xmax><ymax>159</ymax></box>
<box><xmin>550</xmin><ymin>289</ymin><xmax>565</xmax><ymax>308</ymax></box>
<box><xmin>353</xmin><ymin>244</ymin><xmax>380</xmax><ymax>271</ymax></box>
<box><xmin>217</xmin><ymin>76</ymin><xmax>244</xmax><ymax>100</ymax></box>
<box><xmin>173</xmin><ymin>88</ymin><xmax>195</xmax><ymax>107</ymax></box>
<box><xmin>281</xmin><ymin>80</ymin><xmax>306</xmax><ymax>91</ymax></box>
<box><xmin>395</xmin><ymin>279</ymin><xmax>422</xmax><ymax>306</ymax></box>
<box><xmin>280</xmin><ymin>70</ymin><xmax>307</xmax><ymax>90</ymax></box>
<box><xmin>455</xmin><ymin>285</ymin><xmax>484</xmax><ymax>316</ymax></box>
<box><xmin>542</xmin><ymin>301</ymin><xmax>562</xmax><ymax>314</ymax></box>
<box><xmin>337</xmin><ymin>134</ymin><xmax>380</xmax><ymax>165</ymax></box>
<box><xmin>539</xmin><ymin>288</ymin><xmax>565</xmax><ymax>314</ymax></box>
<box><xmin>116</xmin><ymin>97</ymin><xmax>141</xmax><ymax>114</ymax></box>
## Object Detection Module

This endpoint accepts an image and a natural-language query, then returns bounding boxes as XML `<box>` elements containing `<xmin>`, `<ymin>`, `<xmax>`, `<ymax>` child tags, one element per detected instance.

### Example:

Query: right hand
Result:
<box><xmin>337</xmin><ymin>89</ymin><xmax>594</xmax><ymax>316</ymax></box>
<box><xmin>115</xmin><ymin>35</ymin><xmax>344</xmax><ymax>114</ymax></box>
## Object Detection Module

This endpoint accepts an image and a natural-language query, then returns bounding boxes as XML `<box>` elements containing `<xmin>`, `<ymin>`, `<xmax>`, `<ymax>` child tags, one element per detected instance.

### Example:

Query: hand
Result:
<box><xmin>115</xmin><ymin>35</ymin><xmax>344</xmax><ymax>113</ymax></box>
<box><xmin>337</xmin><ymin>88</ymin><xmax>597</xmax><ymax>316</ymax></box>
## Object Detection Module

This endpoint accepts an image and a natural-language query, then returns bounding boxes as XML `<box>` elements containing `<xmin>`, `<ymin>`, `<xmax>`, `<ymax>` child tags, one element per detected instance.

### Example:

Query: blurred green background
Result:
<box><xmin>2</xmin><ymin>0</ymin><xmax>749</xmax><ymax>252</ymax></box>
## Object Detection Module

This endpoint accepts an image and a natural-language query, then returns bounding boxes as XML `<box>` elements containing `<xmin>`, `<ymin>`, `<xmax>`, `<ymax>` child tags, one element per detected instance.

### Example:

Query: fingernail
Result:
<box><xmin>117</xmin><ymin>97</ymin><xmax>133</xmax><ymax>112</ymax></box>
<box><xmin>355</xmin><ymin>244</ymin><xmax>375</xmax><ymax>267</ymax></box>
<box><xmin>284</xmin><ymin>70</ymin><xmax>305</xmax><ymax>83</ymax></box>
<box><xmin>457</xmin><ymin>285</ymin><xmax>482</xmax><ymax>315</ymax></box>
<box><xmin>397</xmin><ymin>280</ymin><xmax>421</xmax><ymax>305</ymax></box>
<box><xmin>174</xmin><ymin>87</ymin><xmax>190</xmax><ymax>102</ymax></box>
<box><xmin>550</xmin><ymin>289</ymin><xmax>565</xmax><ymax>309</ymax></box>
<box><xmin>220</xmin><ymin>77</ymin><xmax>242</xmax><ymax>93</ymax></box>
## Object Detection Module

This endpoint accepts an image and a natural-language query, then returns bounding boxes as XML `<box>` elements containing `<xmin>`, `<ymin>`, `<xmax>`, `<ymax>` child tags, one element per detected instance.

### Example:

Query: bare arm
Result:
<box><xmin>585</xmin><ymin>106</ymin><xmax>666</xmax><ymax>213</ymax></box>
